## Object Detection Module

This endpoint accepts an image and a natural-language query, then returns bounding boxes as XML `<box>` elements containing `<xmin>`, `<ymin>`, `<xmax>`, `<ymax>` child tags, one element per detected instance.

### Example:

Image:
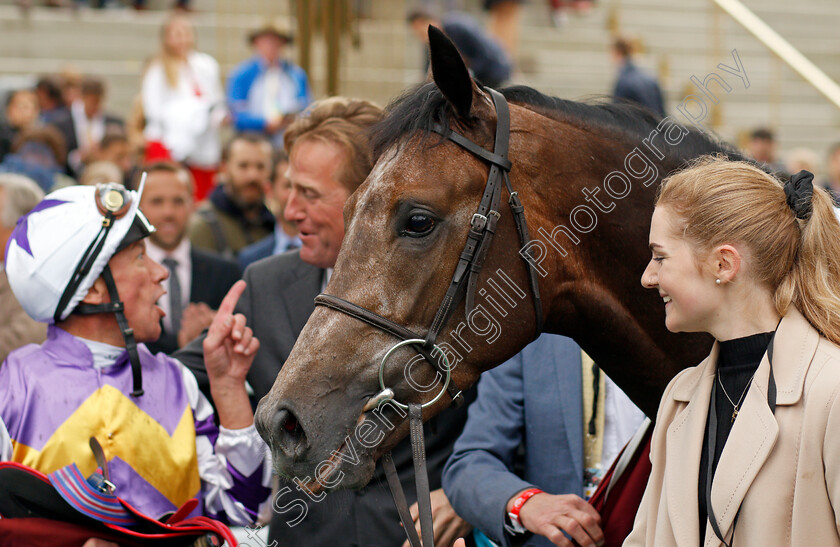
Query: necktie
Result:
<box><xmin>162</xmin><ymin>257</ymin><xmax>182</xmax><ymax>335</ymax></box>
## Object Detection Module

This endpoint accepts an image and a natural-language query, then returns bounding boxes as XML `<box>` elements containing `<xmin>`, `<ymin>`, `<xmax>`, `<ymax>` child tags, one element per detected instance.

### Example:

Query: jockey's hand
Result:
<box><xmin>402</xmin><ymin>488</ymin><xmax>472</xmax><ymax>547</ymax></box>
<box><xmin>204</xmin><ymin>281</ymin><xmax>258</xmax><ymax>384</ymax></box>
<box><xmin>203</xmin><ymin>280</ymin><xmax>259</xmax><ymax>428</ymax></box>
<box><xmin>514</xmin><ymin>492</ymin><xmax>604</xmax><ymax>547</ymax></box>
<box><xmin>453</xmin><ymin>540</ymin><xmax>467</xmax><ymax>547</ymax></box>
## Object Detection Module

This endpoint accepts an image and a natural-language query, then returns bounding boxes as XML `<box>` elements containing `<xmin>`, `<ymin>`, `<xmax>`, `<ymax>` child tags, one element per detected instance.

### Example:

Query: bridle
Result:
<box><xmin>313</xmin><ymin>88</ymin><xmax>543</xmax><ymax>547</ymax></box>
<box><xmin>315</xmin><ymin>88</ymin><xmax>543</xmax><ymax>410</ymax></box>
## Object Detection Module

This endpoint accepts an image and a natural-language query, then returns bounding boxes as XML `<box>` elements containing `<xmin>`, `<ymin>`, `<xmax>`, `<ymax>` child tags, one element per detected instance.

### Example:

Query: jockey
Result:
<box><xmin>0</xmin><ymin>181</ymin><xmax>270</xmax><ymax>524</ymax></box>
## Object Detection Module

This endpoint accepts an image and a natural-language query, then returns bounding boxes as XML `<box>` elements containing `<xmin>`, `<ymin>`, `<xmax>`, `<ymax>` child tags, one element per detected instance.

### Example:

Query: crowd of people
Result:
<box><xmin>1</xmin><ymin>4</ymin><xmax>840</xmax><ymax>547</ymax></box>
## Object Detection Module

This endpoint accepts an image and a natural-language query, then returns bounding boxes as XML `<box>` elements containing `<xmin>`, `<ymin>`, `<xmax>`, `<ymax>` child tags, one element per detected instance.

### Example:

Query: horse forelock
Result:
<box><xmin>370</xmin><ymin>82</ymin><xmax>477</xmax><ymax>160</ymax></box>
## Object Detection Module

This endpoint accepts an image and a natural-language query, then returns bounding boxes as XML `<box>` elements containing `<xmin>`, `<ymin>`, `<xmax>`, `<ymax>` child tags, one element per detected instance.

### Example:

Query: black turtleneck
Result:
<box><xmin>698</xmin><ymin>331</ymin><xmax>775</xmax><ymax>542</ymax></box>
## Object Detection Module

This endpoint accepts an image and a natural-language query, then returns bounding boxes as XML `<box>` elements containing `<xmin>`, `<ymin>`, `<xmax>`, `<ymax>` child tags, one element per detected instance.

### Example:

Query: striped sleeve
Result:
<box><xmin>178</xmin><ymin>362</ymin><xmax>272</xmax><ymax>526</ymax></box>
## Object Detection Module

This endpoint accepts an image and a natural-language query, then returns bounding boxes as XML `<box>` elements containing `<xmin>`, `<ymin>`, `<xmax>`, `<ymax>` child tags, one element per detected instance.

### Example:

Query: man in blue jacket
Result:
<box><xmin>610</xmin><ymin>37</ymin><xmax>665</xmax><ymax>117</ymax></box>
<box><xmin>407</xmin><ymin>8</ymin><xmax>512</xmax><ymax>89</ymax></box>
<box><xmin>443</xmin><ymin>334</ymin><xmax>645</xmax><ymax>547</ymax></box>
<box><xmin>227</xmin><ymin>22</ymin><xmax>312</xmax><ymax>148</ymax></box>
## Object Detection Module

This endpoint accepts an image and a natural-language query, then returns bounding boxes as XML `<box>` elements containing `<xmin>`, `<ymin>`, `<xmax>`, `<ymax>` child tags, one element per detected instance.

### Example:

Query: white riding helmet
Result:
<box><xmin>5</xmin><ymin>181</ymin><xmax>154</xmax><ymax>396</ymax></box>
<box><xmin>5</xmin><ymin>182</ymin><xmax>153</xmax><ymax>323</ymax></box>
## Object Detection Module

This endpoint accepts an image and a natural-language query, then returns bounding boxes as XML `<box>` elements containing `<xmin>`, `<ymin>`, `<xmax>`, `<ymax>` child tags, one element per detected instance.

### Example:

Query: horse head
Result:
<box><xmin>255</xmin><ymin>26</ymin><xmax>715</xmax><ymax>491</ymax></box>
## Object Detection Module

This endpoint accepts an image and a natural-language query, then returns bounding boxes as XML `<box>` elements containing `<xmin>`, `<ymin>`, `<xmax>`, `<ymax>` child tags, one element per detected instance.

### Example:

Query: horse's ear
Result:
<box><xmin>428</xmin><ymin>25</ymin><xmax>473</xmax><ymax>118</ymax></box>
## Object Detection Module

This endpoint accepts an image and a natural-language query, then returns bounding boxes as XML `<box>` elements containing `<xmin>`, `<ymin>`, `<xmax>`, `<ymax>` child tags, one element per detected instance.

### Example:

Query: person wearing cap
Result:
<box><xmin>227</xmin><ymin>20</ymin><xmax>312</xmax><ymax>148</ymax></box>
<box><xmin>0</xmin><ymin>182</ymin><xmax>270</xmax><ymax>528</ymax></box>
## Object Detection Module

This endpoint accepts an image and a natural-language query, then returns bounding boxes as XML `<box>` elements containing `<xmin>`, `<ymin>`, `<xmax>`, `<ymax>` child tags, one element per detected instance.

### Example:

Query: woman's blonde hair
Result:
<box><xmin>158</xmin><ymin>14</ymin><xmax>194</xmax><ymax>89</ymax></box>
<box><xmin>657</xmin><ymin>155</ymin><xmax>840</xmax><ymax>345</ymax></box>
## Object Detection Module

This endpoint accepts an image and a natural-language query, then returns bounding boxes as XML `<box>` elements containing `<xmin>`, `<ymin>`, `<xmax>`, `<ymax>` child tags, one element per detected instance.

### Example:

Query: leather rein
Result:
<box><xmin>313</xmin><ymin>88</ymin><xmax>543</xmax><ymax>547</ymax></box>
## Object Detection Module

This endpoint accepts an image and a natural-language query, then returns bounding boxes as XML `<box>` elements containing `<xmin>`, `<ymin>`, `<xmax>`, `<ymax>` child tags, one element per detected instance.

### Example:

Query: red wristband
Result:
<box><xmin>509</xmin><ymin>488</ymin><xmax>543</xmax><ymax>520</ymax></box>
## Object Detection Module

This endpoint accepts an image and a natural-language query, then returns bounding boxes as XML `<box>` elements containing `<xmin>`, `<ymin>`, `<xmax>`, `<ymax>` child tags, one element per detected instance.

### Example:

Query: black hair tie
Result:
<box><xmin>784</xmin><ymin>170</ymin><xmax>814</xmax><ymax>220</ymax></box>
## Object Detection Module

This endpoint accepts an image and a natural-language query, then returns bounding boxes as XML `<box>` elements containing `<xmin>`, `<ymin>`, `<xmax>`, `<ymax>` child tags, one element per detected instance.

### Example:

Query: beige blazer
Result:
<box><xmin>624</xmin><ymin>308</ymin><xmax>840</xmax><ymax>547</ymax></box>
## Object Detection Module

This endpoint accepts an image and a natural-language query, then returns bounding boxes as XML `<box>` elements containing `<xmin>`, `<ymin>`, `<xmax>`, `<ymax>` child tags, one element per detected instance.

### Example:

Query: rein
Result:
<box><xmin>314</xmin><ymin>88</ymin><xmax>542</xmax><ymax>547</ymax></box>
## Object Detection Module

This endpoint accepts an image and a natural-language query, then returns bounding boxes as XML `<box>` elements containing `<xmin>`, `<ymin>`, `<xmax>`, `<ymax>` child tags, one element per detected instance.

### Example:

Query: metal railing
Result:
<box><xmin>712</xmin><ymin>0</ymin><xmax>840</xmax><ymax>110</ymax></box>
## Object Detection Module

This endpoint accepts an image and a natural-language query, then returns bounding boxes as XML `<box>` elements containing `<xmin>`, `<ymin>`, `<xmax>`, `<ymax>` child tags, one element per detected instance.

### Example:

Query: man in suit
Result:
<box><xmin>51</xmin><ymin>76</ymin><xmax>125</xmax><ymax>178</ymax></box>
<box><xmin>238</xmin><ymin>149</ymin><xmax>300</xmax><ymax>271</ymax></box>
<box><xmin>176</xmin><ymin>96</ymin><xmax>474</xmax><ymax>546</ymax></box>
<box><xmin>139</xmin><ymin>162</ymin><xmax>240</xmax><ymax>355</ymax></box>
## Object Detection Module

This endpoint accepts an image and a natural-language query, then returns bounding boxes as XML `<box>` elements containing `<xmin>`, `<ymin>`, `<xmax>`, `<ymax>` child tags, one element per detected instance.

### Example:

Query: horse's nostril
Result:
<box><xmin>283</xmin><ymin>414</ymin><xmax>298</xmax><ymax>432</ymax></box>
<box><xmin>273</xmin><ymin>408</ymin><xmax>308</xmax><ymax>458</ymax></box>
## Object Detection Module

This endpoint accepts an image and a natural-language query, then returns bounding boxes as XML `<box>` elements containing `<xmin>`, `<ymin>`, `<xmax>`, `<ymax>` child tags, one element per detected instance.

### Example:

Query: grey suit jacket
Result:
<box><xmin>176</xmin><ymin>250</ymin><xmax>474</xmax><ymax>546</ymax></box>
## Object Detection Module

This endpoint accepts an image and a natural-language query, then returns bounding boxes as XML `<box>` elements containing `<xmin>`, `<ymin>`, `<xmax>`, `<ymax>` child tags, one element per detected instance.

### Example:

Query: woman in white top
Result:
<box><xmin>142</xmin><ymin>14</ymin><xmax>225</xmax><ymax>200</ymax></box>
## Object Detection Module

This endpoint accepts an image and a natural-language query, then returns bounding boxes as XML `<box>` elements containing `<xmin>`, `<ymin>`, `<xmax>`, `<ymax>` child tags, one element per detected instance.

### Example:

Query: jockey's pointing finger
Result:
<box><xmin>205</xmin><ymin>310</ymin><xmax>233</xmax><ymax>349</ymax></box>
<box><xmin>218</xmin><ymin>280</ymin><xmax>247</xmax><ymax>316</ymax></box>
<box><xmin>205</xmin><ymin>281</ymin><xmax>247</xmax><ymax>348</ymax></box>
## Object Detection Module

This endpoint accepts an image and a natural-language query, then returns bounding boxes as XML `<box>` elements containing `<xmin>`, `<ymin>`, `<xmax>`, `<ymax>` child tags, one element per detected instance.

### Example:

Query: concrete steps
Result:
<box><xmin>0</xmin><ymin>0</ymin><xmax>837</xmax><ymax>168</ymax></box>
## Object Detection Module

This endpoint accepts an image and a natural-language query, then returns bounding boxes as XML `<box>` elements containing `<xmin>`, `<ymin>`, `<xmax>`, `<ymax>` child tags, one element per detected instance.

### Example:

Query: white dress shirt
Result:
<box><xmin>67</xmin><ymin>100</ymin><xmax>106</xmax><ymax>173</ymax></box>
<box><xmin>271</xmin><ymin>224</ymin><xmax>301</xmax><ymax>256</ymax></box>
<box><xmin>602</xmin><ymin>374</ymin><xmax>646</xmax><ymax>469</ymax></box>
<box><xmin>146</xmin><ymin>239</ymin><xmax>192</xmax><ymax>333</ymax></box>
<box><xmin>71</xmin><ymin>100</ymin><xmax>106</xmax><ymax>153</ymax></box>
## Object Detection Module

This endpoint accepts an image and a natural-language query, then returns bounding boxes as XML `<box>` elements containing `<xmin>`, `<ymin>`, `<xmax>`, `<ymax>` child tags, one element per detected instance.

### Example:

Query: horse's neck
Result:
<box><xmin>513</xmin><ymin>114</ymin><xmax>709</xmax><ymax>416</ymax></box>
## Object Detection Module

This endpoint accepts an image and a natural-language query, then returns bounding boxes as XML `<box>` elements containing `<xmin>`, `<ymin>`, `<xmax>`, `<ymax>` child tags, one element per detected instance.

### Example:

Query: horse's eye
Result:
<box><xmin>403</xmin><ymin>214</ymin><xmax>435</xmax><ymax>237</ymax></box>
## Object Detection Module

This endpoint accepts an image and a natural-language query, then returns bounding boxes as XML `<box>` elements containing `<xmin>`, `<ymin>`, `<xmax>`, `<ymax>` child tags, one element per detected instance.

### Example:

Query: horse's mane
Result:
<box><xmin>370</xmin><ymin>82</ymin><xmax>744</xmax><ymax>164</ymax></box>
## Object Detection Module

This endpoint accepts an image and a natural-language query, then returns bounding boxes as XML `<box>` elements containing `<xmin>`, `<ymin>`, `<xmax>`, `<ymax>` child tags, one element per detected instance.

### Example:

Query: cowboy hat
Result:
<box><xmin>248</xmin><ymin>19</ymin><xmax>293</xmax><ymax>44</ymax></box>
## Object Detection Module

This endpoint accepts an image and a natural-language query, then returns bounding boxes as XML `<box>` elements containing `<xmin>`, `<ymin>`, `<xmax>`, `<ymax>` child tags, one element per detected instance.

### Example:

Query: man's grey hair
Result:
<box><xmin>0</xmin><ymin>174</ymin><xmax>44</xmax><ymax>228</ymax></box>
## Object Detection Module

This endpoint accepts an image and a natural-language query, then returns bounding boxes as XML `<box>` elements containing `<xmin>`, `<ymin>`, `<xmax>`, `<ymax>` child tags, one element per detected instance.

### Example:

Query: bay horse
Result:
<box><xmin>255</xmin><ymin>27</ymin><xmax>739</xmax><ymax>493</ymax></box>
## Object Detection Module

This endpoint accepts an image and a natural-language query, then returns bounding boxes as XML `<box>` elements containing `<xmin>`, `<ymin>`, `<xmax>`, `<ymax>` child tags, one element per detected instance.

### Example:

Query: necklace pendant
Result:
<box><xmin>731</xmin><ymin>408</ymin><xmax>738</xmax><ymax>423</ymax></box>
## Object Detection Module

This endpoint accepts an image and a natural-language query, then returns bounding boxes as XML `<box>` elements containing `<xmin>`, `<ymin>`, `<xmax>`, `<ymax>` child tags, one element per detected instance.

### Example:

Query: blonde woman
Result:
<box><xmin>141</xmin><ymin>14</ymin><xmax>225</xmax><ymax>201</ymax></box>
<box><xmin>626</xmin><ymin>157</ymin><xmax>840</xmax><ymax>546</ymax></box>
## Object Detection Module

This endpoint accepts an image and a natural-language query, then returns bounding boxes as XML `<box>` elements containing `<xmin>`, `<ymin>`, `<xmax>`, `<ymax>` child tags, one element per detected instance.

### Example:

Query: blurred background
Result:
<box><xmin>0</xmin><ymin>0</ymin><xmax>838</xmax><ymax>176</ymax></box>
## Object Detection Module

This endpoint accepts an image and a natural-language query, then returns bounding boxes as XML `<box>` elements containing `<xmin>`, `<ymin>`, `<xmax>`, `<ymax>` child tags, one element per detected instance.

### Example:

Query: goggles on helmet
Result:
<box><xmin>53</xmin><ymin>182</ymin><xmax>155</xmax><ymax>323</ymax></box>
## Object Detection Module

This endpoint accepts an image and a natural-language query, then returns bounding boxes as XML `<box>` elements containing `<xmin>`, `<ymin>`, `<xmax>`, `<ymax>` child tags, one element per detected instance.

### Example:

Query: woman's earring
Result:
<box><xmin>715</xmin><ymin>278</ymin><xmax>721</xmax><ymax>285</ymax></box>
